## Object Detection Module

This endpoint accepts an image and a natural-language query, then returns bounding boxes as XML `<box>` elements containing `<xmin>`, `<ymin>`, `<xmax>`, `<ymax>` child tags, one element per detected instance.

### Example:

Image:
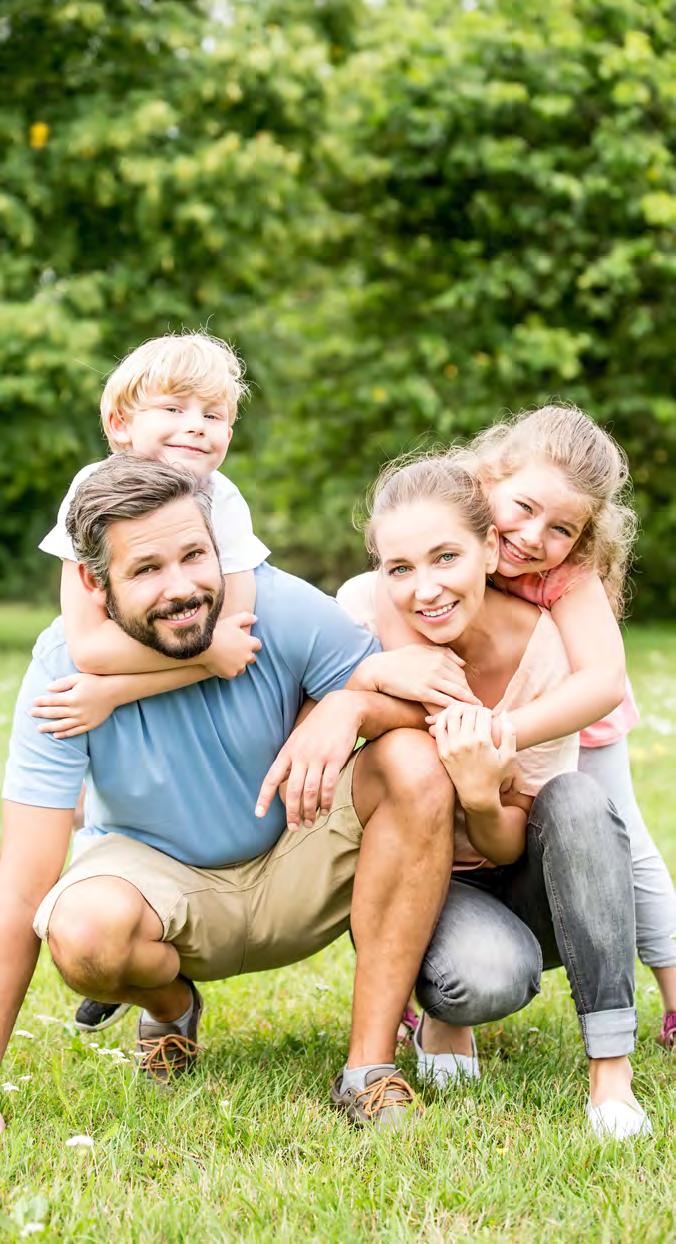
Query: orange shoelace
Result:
<box><xmin>138</xmin><ymin>1033</ymin><xmax>200</xmax><ymax>1078</ymax></box>
<box><xmin>354</xmin><ymin>1073</ymin><xmax>422</xmax><ymax>1118</ymax></box>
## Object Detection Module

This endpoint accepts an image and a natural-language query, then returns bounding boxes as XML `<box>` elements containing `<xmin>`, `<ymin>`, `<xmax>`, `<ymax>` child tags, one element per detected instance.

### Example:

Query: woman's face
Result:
<box><xmin>375</xmin><ymin>499</ymin><xmax>499</xmax><ymax>645</ymax></box>
<box><xmin>487</xmin><ymin>463</ymin><xmax>589</xmax><ymax>578</ymax></box>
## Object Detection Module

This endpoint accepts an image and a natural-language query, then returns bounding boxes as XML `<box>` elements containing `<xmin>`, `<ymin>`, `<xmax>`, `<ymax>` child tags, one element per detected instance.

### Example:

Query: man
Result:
<box><xmin>1</xmin><ymin>455</ymin><xmax>454</xmax><ymax>1130</ymax></box>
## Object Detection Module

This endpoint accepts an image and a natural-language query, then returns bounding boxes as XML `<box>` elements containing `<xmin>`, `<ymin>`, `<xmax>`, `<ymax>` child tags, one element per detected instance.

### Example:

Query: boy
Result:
<box><xmin>35</xmin><ymin>331</ymin><xmax>269</xmax><ymax>1031</ymax></box>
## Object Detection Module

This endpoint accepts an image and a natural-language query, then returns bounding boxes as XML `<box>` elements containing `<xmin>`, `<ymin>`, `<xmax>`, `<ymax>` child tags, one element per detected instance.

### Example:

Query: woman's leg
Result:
<box><xmin>510</xmin><ymin>771</ymin><xmax>643</xmax><ymax>1113</ymax></box>
<box><xmin>578</xmin><ymin>739</ymin><xmax>676</xmax><ymax>1023</ymax></box>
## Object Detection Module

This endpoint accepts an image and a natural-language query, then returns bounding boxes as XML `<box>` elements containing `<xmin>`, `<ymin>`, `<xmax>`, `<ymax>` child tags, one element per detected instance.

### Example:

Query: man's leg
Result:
<box><xmin>347</xmin><ymin>728</ymin><xmax>455</xmax><ymax>1067</ymax></box>
<box><xmin>46</xmin><ymin>876</ymin><xmax>192</xmax><ymax>1021</ymax></box>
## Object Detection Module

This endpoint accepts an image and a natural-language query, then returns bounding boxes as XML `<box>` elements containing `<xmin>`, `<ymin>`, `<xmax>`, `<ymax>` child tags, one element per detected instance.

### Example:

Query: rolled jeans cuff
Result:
<box><xmin>579</xmin><ymin>1007</ymin><xmax>637</xmax><ymax>1059</ymax></box>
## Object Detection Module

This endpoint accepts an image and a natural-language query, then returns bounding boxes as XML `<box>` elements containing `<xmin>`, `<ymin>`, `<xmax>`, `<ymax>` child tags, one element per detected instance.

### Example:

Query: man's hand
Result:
<box><xmin>435</xmin><ymin>706</ymin><xmax>516</xmax><ymax>811</ymax></box>
<box><xmin>255</xmin><ymin>690</ymin><xmax>364</xmax><ymax>829</ymax></box>
<box><xmin>31</xmin><ymin>672</ymin><xmax>118</xmax><ymax>739</ymax></box>
<box><xmin>202</xmin><ymin>613</ymin><xmax>262</xmax><ymax>679</ymax></box>
<box><xmin>350</xmin><ymin>646</ymin><xmax>481</xmax><ymax>707</ymax></box>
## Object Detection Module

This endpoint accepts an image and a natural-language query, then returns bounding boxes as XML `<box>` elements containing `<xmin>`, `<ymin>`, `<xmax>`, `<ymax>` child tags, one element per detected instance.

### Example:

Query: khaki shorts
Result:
<box><xmin>34</xmin><ymin>753</ymin><xmax>362</xmax><ymax>981</ymax></box>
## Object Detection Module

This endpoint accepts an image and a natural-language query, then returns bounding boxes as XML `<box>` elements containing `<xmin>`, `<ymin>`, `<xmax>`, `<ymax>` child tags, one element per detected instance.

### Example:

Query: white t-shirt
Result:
<box><xmin>39</xmin><ymin>461</ymin><xmax>270</xmax><ymax>574</ymax></box>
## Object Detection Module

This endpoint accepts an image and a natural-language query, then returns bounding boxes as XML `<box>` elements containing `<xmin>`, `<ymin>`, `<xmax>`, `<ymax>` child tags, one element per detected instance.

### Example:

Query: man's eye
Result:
<box><xmin>183</xmin><ymin>549</ymin><xmax>205</xmax><ymax>562</ymax></box>
<box><xmin>134</xmin><ymin>565</ymin><xmax>156</xmax><ymax>576</ymax></box>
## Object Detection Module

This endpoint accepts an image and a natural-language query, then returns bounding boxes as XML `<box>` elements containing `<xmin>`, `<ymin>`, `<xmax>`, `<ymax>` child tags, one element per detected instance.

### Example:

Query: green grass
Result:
<box><xmin>0</xmin><ymin>612</ymin><xmax>673</xmax><ymax>1242</ymax></box>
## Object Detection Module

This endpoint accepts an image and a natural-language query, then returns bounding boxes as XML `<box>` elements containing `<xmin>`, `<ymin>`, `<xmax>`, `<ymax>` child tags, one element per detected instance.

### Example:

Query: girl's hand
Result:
<box><xmin>203</xmin><ymin>612</ymin><xmax>262</xmax><ymax>679</ymax></box>
<box><xmin>435</xmin><ymin>706</ymin><xmax>516</xmax><ymax>811</ymax></box>
<box><xmin>31</xmin><ymin>673</ymin><xmax>117</xmax><ymax>739</ymax></box>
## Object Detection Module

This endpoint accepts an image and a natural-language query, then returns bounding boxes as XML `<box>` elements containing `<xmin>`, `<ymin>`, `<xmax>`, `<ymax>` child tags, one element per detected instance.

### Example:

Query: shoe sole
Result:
<box><xmin>74</xmin><ymin>1002</ymin><xmax>132</xmax><ymax>1032</ymax></box>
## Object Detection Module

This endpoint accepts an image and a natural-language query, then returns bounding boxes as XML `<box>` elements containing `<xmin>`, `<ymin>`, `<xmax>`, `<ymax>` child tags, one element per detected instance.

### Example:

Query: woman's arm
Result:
<box><xmin>436</xmin><ymin>705</ymin><xmax>528</xmax><ymax>864</ymax></box>
<box><xmin>60</xmin><ymin>561</ymin><xmax>260</xmax><ymax>678</ymax></box>
<box><xmin>504</xmin><ymin>575</ymin><xmax>626</xmax><ymax>751</ymax></box>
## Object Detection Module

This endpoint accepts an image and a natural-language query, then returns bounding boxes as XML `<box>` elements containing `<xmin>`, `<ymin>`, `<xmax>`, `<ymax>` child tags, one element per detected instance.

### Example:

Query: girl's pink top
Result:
<box><xmin>502</xmin><ymin>566</ymin><xmax>639</xmax><ymax>748</ymax></box>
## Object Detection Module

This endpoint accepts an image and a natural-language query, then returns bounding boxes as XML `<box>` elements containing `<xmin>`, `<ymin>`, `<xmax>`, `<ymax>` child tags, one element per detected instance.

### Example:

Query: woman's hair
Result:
<box><xmin>364</xmin><ymin>451</ymin><xmax>494</xmax><ymax>559</ymax></box>
<box><xmin>463</xmin><ymin>404</ymin><xmax>637</xmax><ymax>616</ymax></box>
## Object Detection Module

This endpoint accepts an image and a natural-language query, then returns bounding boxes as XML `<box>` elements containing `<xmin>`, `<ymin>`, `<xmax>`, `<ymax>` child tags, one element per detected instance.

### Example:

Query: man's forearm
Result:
<box><xmin>352</xmin><ymin>689</ymin><xmax>428</xmax><ymax>740</ymax></box>
<box><xmin>0</xmin><ymin>901</ymin><xmax>43</xmax><ymax>1065</ymax></box>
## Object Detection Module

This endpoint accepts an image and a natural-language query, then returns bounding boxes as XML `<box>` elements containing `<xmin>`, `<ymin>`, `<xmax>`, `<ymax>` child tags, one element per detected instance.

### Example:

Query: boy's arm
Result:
<box><xmin>31</xmin><ymin>666</ymin><xmax>212</xmax><ymax>738</ymax></box>
<box><xmin>60</xmin><ymin>561</ymin><xmax>259</xmax><ymax>677</ymax></box>
<box><xmin>505</xmin><ymin>576</ymin><xmax>626</xmax><ymax>750</ymax></box>
<box><xmin>0</xmin><ymin>802</ymin><xmax>73</xmax><ymax>1122</ymax></box>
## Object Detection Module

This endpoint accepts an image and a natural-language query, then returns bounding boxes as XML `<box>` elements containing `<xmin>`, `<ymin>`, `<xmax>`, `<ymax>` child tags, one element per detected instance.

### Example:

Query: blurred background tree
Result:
<box><xmin>1</xmin><ymin>0</ymin><xmax>674</xmax><ymax>615</ymax></box>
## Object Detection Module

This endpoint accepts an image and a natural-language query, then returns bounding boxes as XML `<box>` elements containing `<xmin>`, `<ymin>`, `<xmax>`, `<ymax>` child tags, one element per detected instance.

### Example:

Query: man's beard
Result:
<box><xmin>106</xmin><ymin>581</ymin><xmax>225</xmax><ymax>660</ymax></box>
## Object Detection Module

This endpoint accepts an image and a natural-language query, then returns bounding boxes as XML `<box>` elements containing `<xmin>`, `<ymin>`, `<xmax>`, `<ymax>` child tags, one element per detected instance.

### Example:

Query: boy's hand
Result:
<box><xmin>435</xmin><ymin>706</ymin><xmax>516</xmax><ymax>811</ymax></box>
<box><xmin>31</xmin><ymin>673</ymin><xmax>118</xmax><ymax>739</ymax></box>
<box><xmin>203</xmin><ymin>613</ymin><xmax>262</xmax><ymax>679</ymax></box>
<box><xmin>255</xmin><ymin>691</ymin><xmax>363</xmax><ymax>828</ymax></box>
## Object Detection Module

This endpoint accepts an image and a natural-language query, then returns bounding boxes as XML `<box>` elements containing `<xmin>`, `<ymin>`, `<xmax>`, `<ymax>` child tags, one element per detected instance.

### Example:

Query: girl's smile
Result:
<box><xmin>489</xmin><ymin>462</ymin><xmax>589</xmax><ymax>577</ymax></box>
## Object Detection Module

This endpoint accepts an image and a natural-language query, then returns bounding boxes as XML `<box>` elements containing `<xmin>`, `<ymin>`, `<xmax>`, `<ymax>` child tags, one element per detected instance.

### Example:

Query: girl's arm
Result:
<box><xmin>506</xmin><ymin>575</ymin><xmax>626</xmax><ymax>750</ymax></box>
<box><xmin>32</xmin><ymin>665</ymin><xmax>212</xmax><ymax>739</ymax></box>
<box><xmin>60</xmin><ymin>561</ymin><xmax>259</xmax><ymax>678</ymax></box>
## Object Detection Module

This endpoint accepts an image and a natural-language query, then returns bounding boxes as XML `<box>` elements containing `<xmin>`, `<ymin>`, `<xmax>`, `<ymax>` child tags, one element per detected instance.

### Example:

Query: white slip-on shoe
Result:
<box><xmin>586</xmin><ymin>1097</ymin><xmax>653</xmax><ymax>1141</ymax></box>
<box><xmin>413</xmin><ymin>1014</ymin><xmax>480</xmax><ymax>1087</ymax></box>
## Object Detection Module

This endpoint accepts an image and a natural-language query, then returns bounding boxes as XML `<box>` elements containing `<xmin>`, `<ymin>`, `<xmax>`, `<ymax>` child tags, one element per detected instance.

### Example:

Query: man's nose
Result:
<box><xmin>160</xmin><ymin>564</ymin><xmax>198</xmax><ymax>598</ymax></box>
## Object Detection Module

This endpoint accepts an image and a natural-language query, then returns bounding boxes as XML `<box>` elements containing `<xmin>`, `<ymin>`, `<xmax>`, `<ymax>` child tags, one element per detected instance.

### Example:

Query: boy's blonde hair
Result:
<box><xmin>463</xmin><ymin>404</ymin><xmax>637</xmax><ymax>617</ymax></box>
<box><xmin>100</xmin><ymin>331</ymin><xmax>248</xmax><ymax>450</ymax></box>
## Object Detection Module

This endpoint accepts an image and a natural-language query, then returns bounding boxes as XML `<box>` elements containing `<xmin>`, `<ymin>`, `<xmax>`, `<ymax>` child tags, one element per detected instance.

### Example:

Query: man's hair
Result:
<box><xmin>100</xmin><ymin>330</ymin><xmax>248</xmax><ymax>450</ymax></box>
<box><xmin>65</xmin><ymin>455</ymin><xmax>216</xmax><ymax>587</ymax></box>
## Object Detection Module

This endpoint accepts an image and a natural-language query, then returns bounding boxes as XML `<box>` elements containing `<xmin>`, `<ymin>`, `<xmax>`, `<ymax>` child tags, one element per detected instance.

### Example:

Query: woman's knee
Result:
<box><xmin>417</xmin><ymin>915</ymin><xmax>542</xmax><ymax>1025</ymax></box>
<box><xmin>530</xmin><ymin>771</ymin><xmax>628</xmax><ymax>861</ymax></box>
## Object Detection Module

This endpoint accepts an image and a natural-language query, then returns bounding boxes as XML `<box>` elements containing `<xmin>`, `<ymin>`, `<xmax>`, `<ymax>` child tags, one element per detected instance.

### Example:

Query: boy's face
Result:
<box><xmin>113</xmin><ymin>392</ymin><xmax>233</xmax><ymax>479</ymax></box>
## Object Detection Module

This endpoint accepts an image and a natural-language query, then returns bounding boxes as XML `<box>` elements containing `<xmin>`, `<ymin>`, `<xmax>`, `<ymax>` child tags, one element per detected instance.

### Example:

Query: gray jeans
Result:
<box><xmin>417</xmin><ymin>772</ymin><xmax>637</xmax><ymax>1058</ymax></box>
<box><xmin>579</xmin><ymin>738</ymin><xmax>676</xmax><ymax>968</ymax></box>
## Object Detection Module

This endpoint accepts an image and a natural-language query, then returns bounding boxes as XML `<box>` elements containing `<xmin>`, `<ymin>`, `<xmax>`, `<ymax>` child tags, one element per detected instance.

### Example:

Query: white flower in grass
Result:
<box><xmin>14</xmin><ymin>1030</ymin><xmax>34</xmax><ymax>1040</ymax></box>
<box><xmin>314</xmin><ymin>983</ymin><xmax>332</xmax><ymax>993</ymax></box>
<box><xmin>65</xmin><ymin>1135</ymin><xmax>94</xmax><ymax>1148</ymax></box>
<box><xmin>2</xmin><ymin>1083</ymin><xmax>19</xmax><ymax>1092</ymax></box>
<box><xmin>19</xmin><ymin>1075</ymin><xmax>32</xmax><ymax>1082</ymax></box>
<box><xmin>35</xmin><ymin>1014</ymin><xmax>62</xmax><ymax>1024</ymax></box>
<box><xmin>220</xmin><ymin>1099</ymin><xmax>231</xmax><ymax>1109</ymax></box>
<box><xmin>21</xmin><ymin>1226</ymin><xmax>45</xmax><ymax>1237</ymax></box>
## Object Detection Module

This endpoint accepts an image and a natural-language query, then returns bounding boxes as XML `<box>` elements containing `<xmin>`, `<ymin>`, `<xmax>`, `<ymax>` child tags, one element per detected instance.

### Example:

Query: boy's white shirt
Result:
<box><xmin>39</xmin><ymin>461</ymin><xmax>270</xmax><ymax>573</ymax></box>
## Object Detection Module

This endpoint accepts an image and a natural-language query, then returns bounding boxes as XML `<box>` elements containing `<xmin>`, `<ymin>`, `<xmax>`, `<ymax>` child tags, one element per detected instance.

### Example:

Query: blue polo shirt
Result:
<box><xmin>3</xmin><ymin>564</ymin><xmax>379</xmax><ymax>867</ymax></box>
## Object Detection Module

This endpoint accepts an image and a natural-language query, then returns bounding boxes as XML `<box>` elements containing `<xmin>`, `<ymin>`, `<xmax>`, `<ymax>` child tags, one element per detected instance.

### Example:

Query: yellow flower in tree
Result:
<box><xmin>29</xmin><ymin>122</ymin><xmax>50</xmax><ymax>149</ymax></box>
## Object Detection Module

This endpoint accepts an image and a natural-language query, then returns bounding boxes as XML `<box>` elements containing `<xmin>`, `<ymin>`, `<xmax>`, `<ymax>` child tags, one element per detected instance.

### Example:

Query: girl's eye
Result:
<box><xmin>553</xmin><ymin>526</ymin><xmax>572</xmax><ymax>538</ymax></box>
<box><xmin>516</xmin><ymin>500</ymin><xmax>533</xmax><ymax>514</ymax></box>
<box><xmin>438</xmin><ymin>551</ymin><xmax>457</xmax><ymax>564</ymax></box>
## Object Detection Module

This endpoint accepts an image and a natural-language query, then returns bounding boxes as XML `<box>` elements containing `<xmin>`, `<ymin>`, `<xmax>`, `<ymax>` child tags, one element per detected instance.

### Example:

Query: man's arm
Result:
<box><xmin>0</xmin><ymin>802</ymin><xmax>72</xmax><ymax>1121</ymax></box>
<box><xmin>256</xmin><ymin>686</ymin><xmax>428</xmax><ymax>829</ymax></box>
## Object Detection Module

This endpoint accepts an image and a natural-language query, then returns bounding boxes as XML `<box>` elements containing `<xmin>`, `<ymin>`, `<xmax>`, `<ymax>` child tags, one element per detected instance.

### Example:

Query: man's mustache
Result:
<box><xmin>147</xmin><ymin>595</ymin><xmax>212</xmax><ymax>623</ymax></box>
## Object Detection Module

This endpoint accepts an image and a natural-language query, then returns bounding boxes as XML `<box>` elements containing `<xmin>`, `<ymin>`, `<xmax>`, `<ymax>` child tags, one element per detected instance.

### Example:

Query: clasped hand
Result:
<box><xmin>434</xmin><ymin>704</ymin><xmax>517</xmax><ymax>810</ymax></box>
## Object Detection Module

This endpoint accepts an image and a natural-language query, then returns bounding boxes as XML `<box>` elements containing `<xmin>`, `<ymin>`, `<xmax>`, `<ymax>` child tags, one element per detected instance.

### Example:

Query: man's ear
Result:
<box><xmin>78</xmin><ymin>561</ymin><xmax>107</xmax><ymax>608</ymax></box>
<box><xmin>485</xmin><ymin>525</ymin><xmax>500</xmax><ymax>575</ymax></box>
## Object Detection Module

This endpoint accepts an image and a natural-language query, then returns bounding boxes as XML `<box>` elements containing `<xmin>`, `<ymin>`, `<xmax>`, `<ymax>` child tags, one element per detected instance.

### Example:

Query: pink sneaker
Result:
<box><xmin>396</xmin><ymin>1005</ymin><xmax>419</xmax><ymax>1046</ymax></box>
<box><xmin>658</xmin><ymin>1011</ymin><xmax>676</xmax><ymax>1050</ymax></box>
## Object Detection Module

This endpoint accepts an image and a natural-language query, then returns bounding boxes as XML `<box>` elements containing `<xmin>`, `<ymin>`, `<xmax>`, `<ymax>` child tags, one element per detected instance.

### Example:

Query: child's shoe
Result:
<box><xmin>396</xmin><ymin>1005</ymin><xmax>419</xmax><ymax>1046</ymax></box>
<box><xmin>658</xmin><ymin>1010</ymin><xmax>676</xmax><ymax>1050</ymax></box>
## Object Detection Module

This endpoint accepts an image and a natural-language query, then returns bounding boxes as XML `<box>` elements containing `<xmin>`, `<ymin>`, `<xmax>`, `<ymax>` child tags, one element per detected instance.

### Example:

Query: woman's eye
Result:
<box><xmin>438</xmin><ymin>552</ymin><xmax>457</xmax><ymax>564</ymax></box>
<box><xmin>388</xmin><ymin>565</ymin><xmax>409</xmax><ymax>576</ymax></box>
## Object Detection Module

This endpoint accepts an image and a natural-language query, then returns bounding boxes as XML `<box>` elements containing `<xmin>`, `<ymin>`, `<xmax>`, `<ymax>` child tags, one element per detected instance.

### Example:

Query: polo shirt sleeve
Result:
<box><xmin>272</xmin><ymin>571</ymin><xmax>381</xmax><ymax>701</ymax></box>
<box><xmin>2</xmin><ymin>651</ymin><xmax>89</xmax><ymax>809</ymax></box>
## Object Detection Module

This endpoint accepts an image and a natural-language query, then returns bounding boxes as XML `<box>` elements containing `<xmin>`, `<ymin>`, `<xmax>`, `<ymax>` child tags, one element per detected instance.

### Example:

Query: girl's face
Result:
<box><xmin>375</xmin><ymin>499</ymin><xmax>499</xmax><ymax>645</ymax></box>
<box><xmin>488</xmin><ymin>462</ymin><xmax>589</xmax><ymax>578</ymax></box>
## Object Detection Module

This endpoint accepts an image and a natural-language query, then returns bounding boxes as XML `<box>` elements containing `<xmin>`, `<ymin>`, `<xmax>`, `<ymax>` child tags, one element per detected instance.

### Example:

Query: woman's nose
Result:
<box><xmin>414</xmin><ymin>573</ymin><xmax>442</xmax><ymax>602</ymax></box>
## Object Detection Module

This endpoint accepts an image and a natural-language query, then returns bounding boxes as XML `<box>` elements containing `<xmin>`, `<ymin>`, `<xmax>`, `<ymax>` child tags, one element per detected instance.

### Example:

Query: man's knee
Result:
<box><xmin>366</xmin><ymin>728</ymin><xmax>453</xmax><ymax>817</ymax></box>
<box><xmin>48</xmin><ymin>877</ymin><xmax>148</xmax><ymax>986</ymax></box>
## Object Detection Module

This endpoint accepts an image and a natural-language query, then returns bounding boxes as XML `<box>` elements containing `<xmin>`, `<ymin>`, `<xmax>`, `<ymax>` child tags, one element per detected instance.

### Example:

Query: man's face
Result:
<box><xmin>102</xmin><ymin>497</ymin><xmax>224</xmax><ymax>659</ymax></box>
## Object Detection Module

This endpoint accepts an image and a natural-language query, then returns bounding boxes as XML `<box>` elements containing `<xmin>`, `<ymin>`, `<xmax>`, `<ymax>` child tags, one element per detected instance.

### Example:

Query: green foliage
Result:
<box><xmin>1</xmin><ymin>1</ymin><xmax>675</xmax><ymax>615</ymax></box>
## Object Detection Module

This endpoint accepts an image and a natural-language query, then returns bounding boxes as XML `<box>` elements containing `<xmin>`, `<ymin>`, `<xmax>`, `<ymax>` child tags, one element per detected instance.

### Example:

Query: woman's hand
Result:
<box><xmin>435</xmin><ymin>706</ymin><xmax>516</xmax><ymax>811</ymax></box>
<box><xmin>351</xmin><ymin>646</ymin><xmax>481</xmax><ymax>707</ymax></box>
<box><xmin>31</xmin><ymin>673</ymin><xmax>118</xmax><ymax>739</ymax></box>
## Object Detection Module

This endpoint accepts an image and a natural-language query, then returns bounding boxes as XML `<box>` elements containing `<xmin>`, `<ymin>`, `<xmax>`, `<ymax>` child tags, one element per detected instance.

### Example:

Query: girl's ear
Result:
<box><xmin>107</xmin><ymin>408</ymin><xmax>132</xmax><ymax>448</ymax></box>
<box><xmin>484</xmin><ymin>524</ymin><xmax>500</xmax><ymax>575</ymax></box>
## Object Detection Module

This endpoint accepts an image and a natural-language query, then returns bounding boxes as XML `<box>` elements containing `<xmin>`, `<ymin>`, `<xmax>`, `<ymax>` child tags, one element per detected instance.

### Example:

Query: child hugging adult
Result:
<box><xmin>340</xmin><ymin>450</ymin><xmax>652</xmax><ymax>1141</ymax></box>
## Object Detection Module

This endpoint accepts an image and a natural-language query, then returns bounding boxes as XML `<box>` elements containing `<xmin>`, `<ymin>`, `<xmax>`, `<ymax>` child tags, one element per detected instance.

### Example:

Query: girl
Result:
<box><xmin>345</xmin><ymin>451</ymin><xmax>651</xmax><ymax>1138</ymax></box>
<box><xmin>339</xmin><ymin>405</ymin><xmax>676</xmax><ymax>1051</ymax></box>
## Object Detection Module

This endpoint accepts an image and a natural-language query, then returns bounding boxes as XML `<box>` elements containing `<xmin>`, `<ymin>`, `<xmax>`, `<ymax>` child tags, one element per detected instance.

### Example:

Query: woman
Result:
<box><xmin>341</xmin><ymin>453</ymin><xmax>651</xmax><ymax>1140</ymax></box>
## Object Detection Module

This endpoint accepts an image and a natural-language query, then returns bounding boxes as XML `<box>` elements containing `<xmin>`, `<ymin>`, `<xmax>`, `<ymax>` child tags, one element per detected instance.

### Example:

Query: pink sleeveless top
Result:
<box><xmin>501</xmin><ymin>567</ymin><xmax>639</xmax><ymax>748</ymax></box>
